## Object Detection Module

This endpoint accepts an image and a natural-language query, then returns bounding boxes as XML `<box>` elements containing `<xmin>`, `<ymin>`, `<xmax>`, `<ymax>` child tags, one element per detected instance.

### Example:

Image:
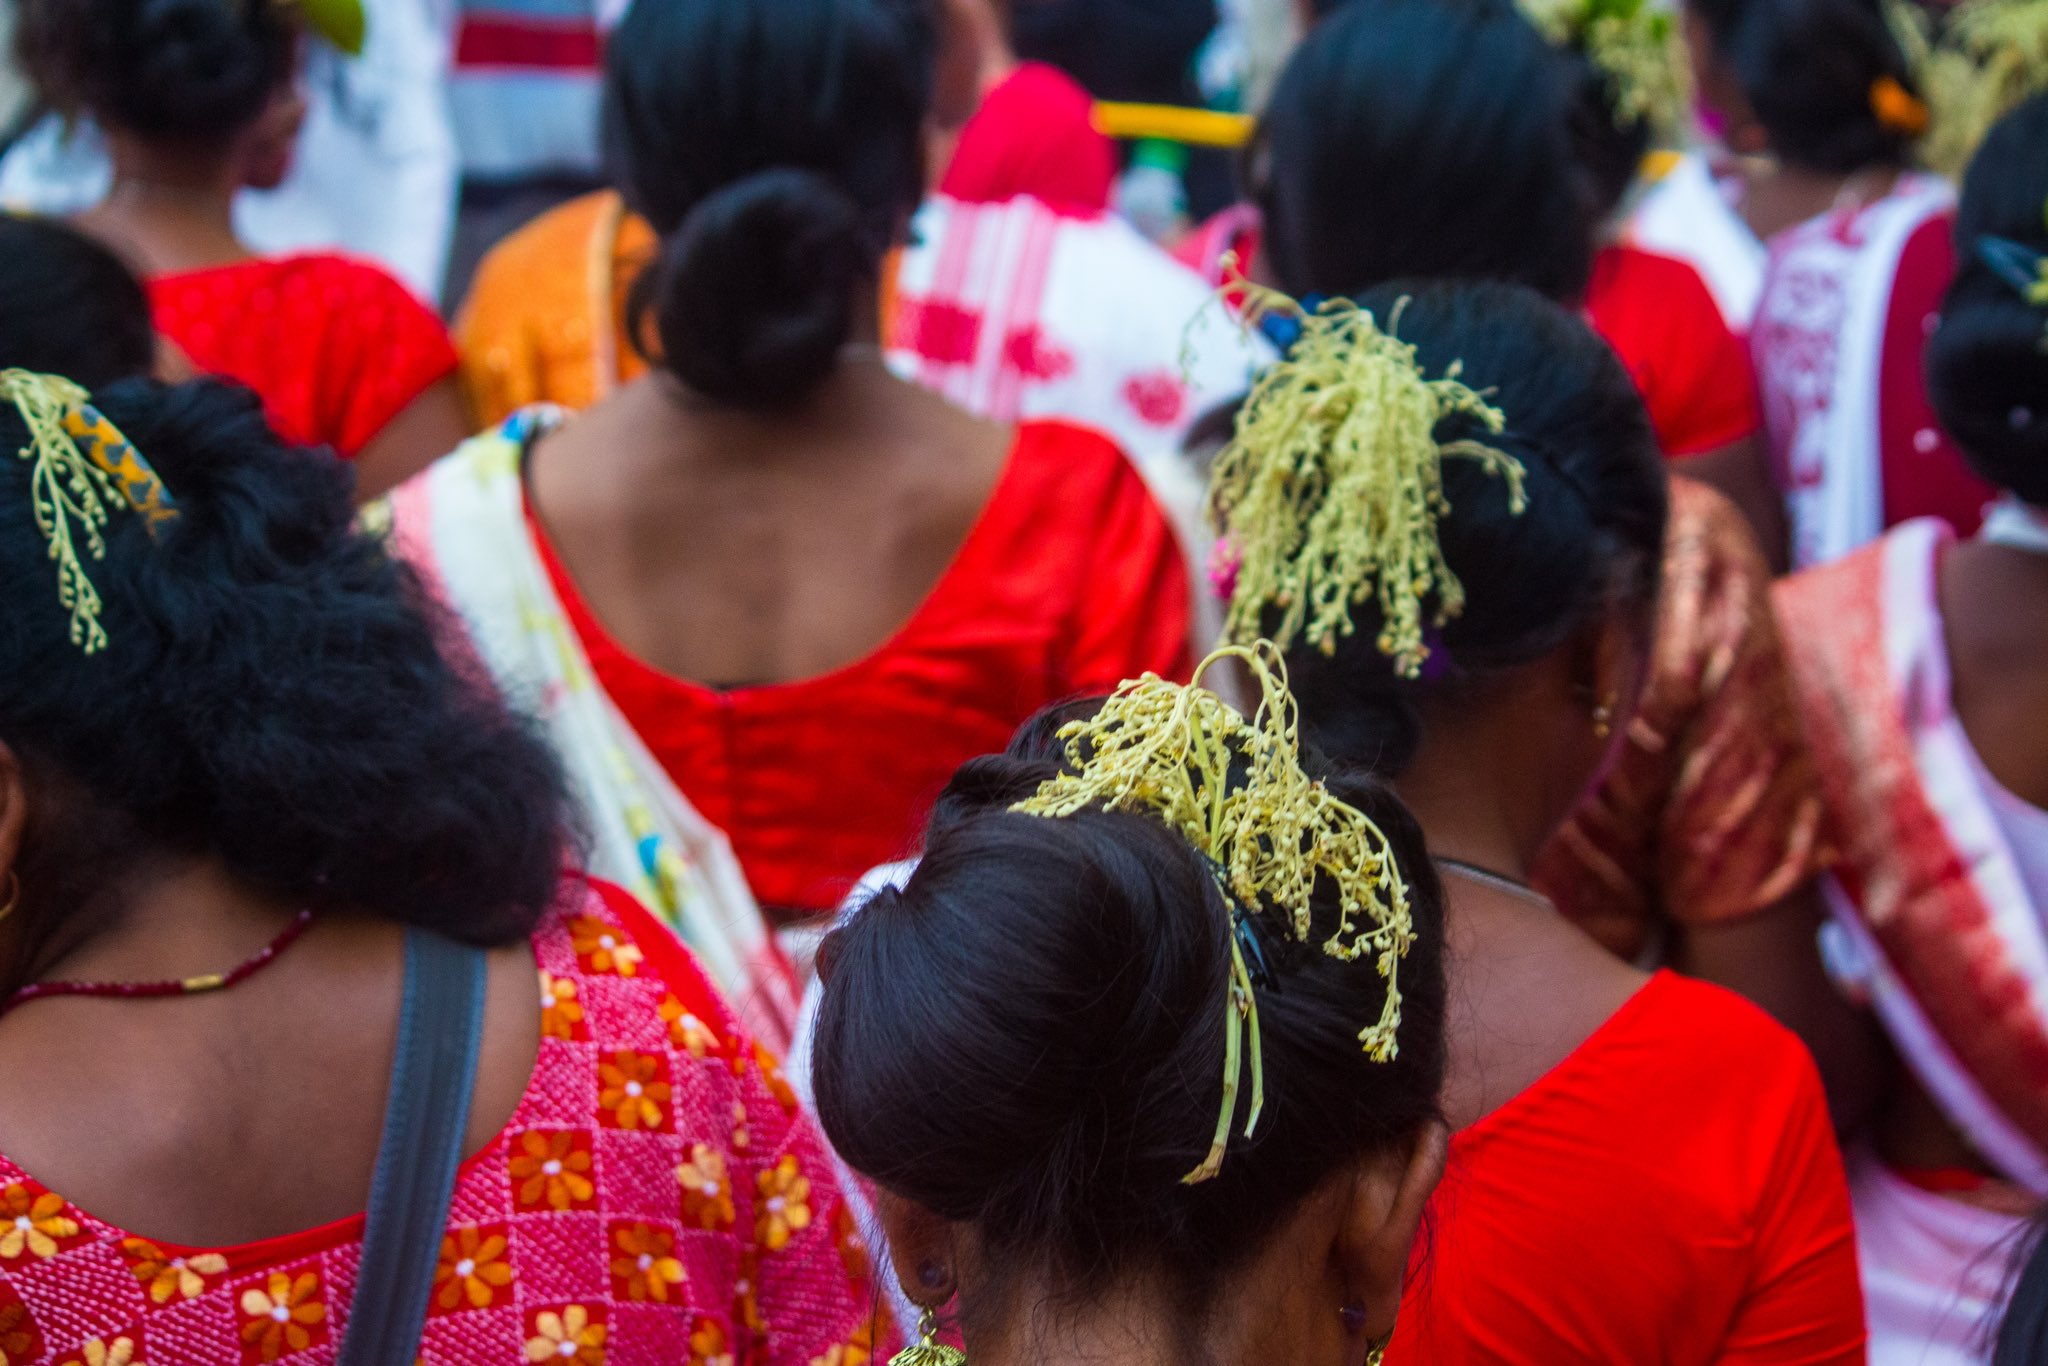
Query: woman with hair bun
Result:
<box><xmin>1210</xmin><ymin>279</ymin><xmax>1864</xmax><ymax>1362</ymax></box>
<box><xmin>0</xmin><ymin>373</ymin><xmax>886</xmax><ymax>1363</ymax></box>
<box><xmin>1672</xmin><ymin>0</ymin><xmax>1996</xmax><ymax>567</ymax></box>
<box><xmin>391</xmin><ymin>0</ymin><xmax>1192</xmax><ymax>1034</ymax></box>
<box><xmin>14</xmin><ymin>0</ymin><xmax>468</xmax><ymax>500</ymax></box>
<box><xmin>1776</xmin><ymin>93</ymin><xmax>2048</xmax><ymax>1366</ymax></box>
<box><xmin>813</xmin><ymin>648</ymin><xmax>1449</xmax><ymax>1365</ymax></box>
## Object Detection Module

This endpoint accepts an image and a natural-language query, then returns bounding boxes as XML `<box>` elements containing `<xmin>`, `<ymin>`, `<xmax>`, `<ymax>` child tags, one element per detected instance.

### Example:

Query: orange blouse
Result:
<box><xmin>1388</xmin><ymin>972</ymin><xmax>1866</xmax><ymax>1363</ymax></box>
<box><xmin>533</xmin><ymin>420</ymin><xmax>1193</xmax><ymax>916</ymax></box>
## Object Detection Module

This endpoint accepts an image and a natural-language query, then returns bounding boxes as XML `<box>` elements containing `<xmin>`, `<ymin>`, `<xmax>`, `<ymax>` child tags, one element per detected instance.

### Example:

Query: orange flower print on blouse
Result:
<box><xmin>55</xmin><ymin>1335</ymin><xmax>136</xmax><ymax>1366</ymax></box>
<box><xmin>238</xmin><ymin>1268</ymin><xmax>327</xmax><ymax>1362</ymax></box>
<box><xmin>755</xmin><ymin>1156</ymin><xmax>813</xmax><ymax>1253</ymax></box>
<box><xmin>0</xmin><ymin>1296</ymin><xmax>42</xmax><ymax>1365</ymax></box>
<box><xmin>0</xmin><ymin>1184</ymin><xmax>78</xmax><ymax>1261</ymax></box>
<box><xmin>436</xmin><ymin>1225</ymin><xmax>514</xmax><ymax>1311</ymax></box>
<box><xmin>598</xmin><ymin>1050</ymin><xmax>672</xmax><ymax>1131</ymax></box>
<box><xmin>609</xmin><ymin>1222</ymin><xmax>687</xmax><ymax>1303</ymax></box>
<box><xmin>509</xmin><ymin>1130</ymin><xmax>598</xmax><ymax>1212</ymax></box>
<box><xmin>570</xmin><ymin>915</ymin><xmax>644</xmax><ymax>977</ymax></box>
<box><xmin>661</xmin><ymin>994</ymin><xmax>723</xmax><ymax>1057</ymax></box>
<box><xmin>524</xmin><ymin>1304</ymin><xmax>606</xmax><ymax>1365</ymax></box>
<box><xmin>833</xmin><ymin>1205</ymin><xmax>870</xmax><ymax>1282</ymax></box>
<box><xmin>123</xmin><ymin>1238</ymin><xmax>230</xmax><ymax>1303</ymax></box>
<box><xmin>678</xmin><ymin>1144</ymin><xmax>736</xmax><ymax>1231</ymax></box>
<box><xmin>809</xmin><ymin>1321</ymin><xmax>876</xmax><ymax>1366</ymax></box>
<box><xmin>541</xmin><ymin>971</ymin><xmax>587</xmax><ymax>1042</ymax></box>
<box><xmin>688</xmin><ymin>1315</ymin><xmax>735</xmax><ymax>1366</ymax></box>
<box><xmin>749</xmin><ymin>1042</ymin><xmax>799</xmax><ymax>1115</ymax></box>
<box><xmin>732</xmin><ymin>1251</ymin><xmax>764</xmax><ymax>1339</ymax></box>
<box><xmin>731</xmin><ymin>1099</ymin><xmax>752</xmax><ymax>1154</ymax></box>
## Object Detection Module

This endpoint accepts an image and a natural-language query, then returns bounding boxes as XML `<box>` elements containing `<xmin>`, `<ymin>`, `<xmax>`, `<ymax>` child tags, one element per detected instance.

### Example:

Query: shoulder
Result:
<box><xmin>473</xmin><ymin>191</ymin><xmax>622</xmax><ymax>282</ymax></box>
<box><xmin>1006</xmin><ymin>420</ymin><xmax>1163</xmax><ymax>511</ymax></box>
<box><xmin>996</xmin><ymin>61</ymin><xmax>1099</xmax><ymax>119</ymax></box>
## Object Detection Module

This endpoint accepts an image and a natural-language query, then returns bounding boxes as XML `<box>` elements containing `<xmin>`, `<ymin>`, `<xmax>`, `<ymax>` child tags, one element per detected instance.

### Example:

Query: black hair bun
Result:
<box><xmin>16</xmin><ymin>0</ymin><xmax>295</xmax><ymax>139</ymax></box>
<box><xmin>1926</xmin><ymin>93</ymin><xmax>2048</xmax><ymax>504</ymax></box>
<box><xmin>635</xmin><ymin>168</ymin><xmax>874</xmax><ymax>411</ymax></box>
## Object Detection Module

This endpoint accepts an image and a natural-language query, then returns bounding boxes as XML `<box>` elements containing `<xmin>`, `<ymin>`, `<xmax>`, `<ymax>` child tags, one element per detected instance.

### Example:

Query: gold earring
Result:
<box><xmin>890</xmin><ymin>1308</ymin><xmax>966</xmax><ymax>1366</ymax></box>
<box><xmin>0</xmin><ymin>871</ymin><xmax>18</xmax><ymax>925</ymax></box>
<box><xmin>1591</xmin><ymin>694</ymin><xmax>1617</xmax><ymax>741</ymax></box>
<box><xmin>1367</xmin><ymin>1324</ymin><xmax>1395</xmax><ymax>1366</ymax></box>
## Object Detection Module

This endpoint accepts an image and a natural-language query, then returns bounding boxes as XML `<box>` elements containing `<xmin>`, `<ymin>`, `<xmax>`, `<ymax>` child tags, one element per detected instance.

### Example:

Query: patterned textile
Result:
<box><xmin>1777</xmin><ymin>522</ymin><xmax>2048</xmax><ymax>1191</ymax></box>
<box><xmin>0</xmin><ymin>878</ymin><xmax>891</xmax><ymax>1364</ymax></box>
<box><xmin>1535</xmin><ymin>477</ymin><xmax>1832</xmax><ymax>956</ymax></box>
<box><xmin>378</xmin><ymin>425</ymin><xmax>797</xmax><ymax>1051</ymax></box>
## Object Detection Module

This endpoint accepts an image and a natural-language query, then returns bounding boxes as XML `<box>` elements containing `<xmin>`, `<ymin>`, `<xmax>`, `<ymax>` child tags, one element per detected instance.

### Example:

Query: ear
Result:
<box><xmin>1334</xmin><ymin>1122</ymin><xmax>1450</xmax><ymax>1343</ymax></box>
<box><xmin>0</xmin><ymin>741</ymin><xmax>29</xmax><ymax>889</ymax></box>
<box><xmin>874</xmin><ymin>1190</ymin><xmax>961</xmax><ymax>1309</ymax></box>
<box><xmin>1566</xmin><ymin>613</ymin><xmax>1645</xmax><ymax>731</ymax></box>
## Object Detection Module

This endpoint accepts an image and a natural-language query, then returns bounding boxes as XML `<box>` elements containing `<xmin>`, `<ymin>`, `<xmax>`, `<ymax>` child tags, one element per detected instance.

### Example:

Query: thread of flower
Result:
<box><xmin>1207</xmin><ymin>278</ymin><xmax>1529</xmax><ymax>679</ymax></box>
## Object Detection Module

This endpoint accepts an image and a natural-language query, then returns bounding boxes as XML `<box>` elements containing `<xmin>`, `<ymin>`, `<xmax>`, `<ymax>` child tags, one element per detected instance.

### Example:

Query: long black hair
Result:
<box><xmin>1686</xmin><ymin>0</ymin><xmax>1919</xmax><ymax>174</ymax></box>
<box><xmin>813</xmin><ymin>709</ymin><xmax>1448</xmax><ymax>1333</ymax></box>
<box><xmin>1273</xmin><ymin>282</ymin><xmax>1668</xmax><ymax>776</ymax></box>
<box><xmin>16</xmin><ymin>0</ymin><xmax>297</xmax><ymax>142</ymax></box>
<box><xmin>602</xmin><ymin>0</ymin><xmax>935</xmax><ymax>410</ymax></box>
<box><xmin>1927</xmin><ymin>93</ymin><xmax>2048</xmax><ymax>506</ymax></box>
<box><xmin>0</xmin><ymin>379</ymin><xmax>577</xmax><ymax>994</ymax></box>
<box><xmin>1257</xmin><ymin>0</ymin><xmax>1595</xmax><ymax>303</ymax></box>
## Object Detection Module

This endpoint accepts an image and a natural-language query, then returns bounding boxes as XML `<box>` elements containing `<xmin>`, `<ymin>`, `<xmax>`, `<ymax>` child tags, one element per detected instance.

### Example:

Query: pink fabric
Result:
<box><xmin>939</xmin><ymin>62</ymin><xmax>1116</xmax><ymax>214</ymax></box>
<box><xmin>0</xmin><ymin>879</ymin><xmax>890</xmax><ymax>1364</ymax></box>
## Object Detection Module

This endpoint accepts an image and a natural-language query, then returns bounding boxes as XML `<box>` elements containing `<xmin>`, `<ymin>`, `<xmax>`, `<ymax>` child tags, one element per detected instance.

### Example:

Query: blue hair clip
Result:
<box><xmin>1975</xmin><ymin>235</ymin><xmax>2048</xmax><ymax>305</ymax></box>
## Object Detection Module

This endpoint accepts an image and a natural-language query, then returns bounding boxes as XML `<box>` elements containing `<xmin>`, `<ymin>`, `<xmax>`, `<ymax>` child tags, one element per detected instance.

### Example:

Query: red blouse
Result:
<box><xmin>1585</xmin><ymin>245</ymin><xmax>1763</xmax><ymax>458</ymax></box>
<box><xmin>0</xmin><ymin>878</ymin><xmax>889</xmax><ymax>1366</ymax></box>
<box><xmin>536</xmin><ymin>421</ymin><xmax>1193</xmax><ymax>916</ymax></box>
<box><xmin>939</xmin><ymin>62</ymin><xmax>1118</xmax><ymax>215</ymax></box>
<box><xmin>1387</xmin><ymin>972</ymin><xmax>1865</xmax><ymax>1364</ymax></box>
<box><xmin>150</xmin><ymin>254</ymin><xmax>459</xmax><ymax>457</ymax></box>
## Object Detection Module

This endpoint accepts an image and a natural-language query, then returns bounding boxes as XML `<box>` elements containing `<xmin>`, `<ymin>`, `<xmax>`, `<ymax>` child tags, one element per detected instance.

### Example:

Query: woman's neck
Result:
<box><xmin>969</xmin><ymin>1281</ymin><xmax>1207</xmax><ymax>1366</ymax></box>
<box><xmin>1390</xmin><ymin>697</ymin><xmax>1582</xmax><ymax>881</ymax></box>
<box><xmin>1737</xmin><ymin>160</ymin><xmax>1900</xmax><ymax>241</ymax></box>
<box><xmin>84</xmin><ymin>152</ymin><xmax>250</xmax><ymax>274</ymax></box>
<box><xmin>15</xmin><ymin>859</ymin><xmax>302</xmax><ymax>992</ymax></box>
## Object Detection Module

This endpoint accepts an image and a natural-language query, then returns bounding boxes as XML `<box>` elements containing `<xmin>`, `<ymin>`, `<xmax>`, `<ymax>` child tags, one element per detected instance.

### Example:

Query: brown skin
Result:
<box><xmin>1395</xmin><ymin>616</ymin><xmax>1655</xmax><ymax>1129</ymax></box>
<box><xmin>73</xmin><ymin>83</ymin><xmax>469</xmax><ymax>504</ymax></box>
<box><xmin>1869</xmin><ymin>533</ymin><xmax>2048</xmax><ymax>1178</ymax></box>
<box><xmin>1680</xmin><ymin>9</ymin><xmax>1901</xmax><ymax>241</ymax></box>
<box><xmin>875</xmin><ymin>1128</ymin><xmax>1447</xmax><ymax>1365</ymax></box>
<box><xmin>0</xmin><ymin>743</ymin><xmax>542</xmax><ymax>1246</ymax></box>
<box><xmin>1677</xmin><ymin>436</ymin><xmax>1791</xmax><ymax>572</ymax></box>
<box><xmin>526</xmin><ymin>303</ymin><xmax>1014</xmax><ymax>691</ymax></box>
<box><xmin>926</xmin><ymin>0</ymin><xmax>1019</xmax><ymax>185</ymax></box>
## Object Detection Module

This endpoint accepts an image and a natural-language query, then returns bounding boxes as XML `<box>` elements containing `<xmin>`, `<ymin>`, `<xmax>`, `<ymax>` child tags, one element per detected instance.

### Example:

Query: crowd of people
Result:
<box><xmin>0</xmin><ymin>0</ymin><xmax>2043</xmax><ymax>1361</ymax></box>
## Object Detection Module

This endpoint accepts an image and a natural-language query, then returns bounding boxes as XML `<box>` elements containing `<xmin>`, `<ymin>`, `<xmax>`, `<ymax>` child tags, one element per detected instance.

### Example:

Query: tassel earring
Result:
<box><xmin>1591</xmin><ymin>692</ymin><xmax>1618</xmax><ymax>740</ymax></box>
<box><xmin>889</xmin><ymin>1308</ymin><xmax>966</xmax><ymax>1366</ymax></box>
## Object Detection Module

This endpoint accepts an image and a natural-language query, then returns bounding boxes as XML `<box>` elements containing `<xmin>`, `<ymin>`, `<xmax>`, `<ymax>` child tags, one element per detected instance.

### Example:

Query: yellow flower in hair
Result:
<box><xmin>1208</xmin><ymin>281</ymin><xmax>1528</xmax><ymax>678</ymax></box>
<box><xmin>1013</xmin><ymin>643</ymin><xmax>1417</xmax><ymax>1183</ymax></box>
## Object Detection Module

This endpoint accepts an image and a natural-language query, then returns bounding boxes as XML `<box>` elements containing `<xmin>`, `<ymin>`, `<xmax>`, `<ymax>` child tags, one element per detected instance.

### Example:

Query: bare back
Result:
<box><xmin>527</xmin><ymin>366</ymin><xmax>1015</xmax><ymax>689</ymax></box>
<box><xmin>1942</xmin><ymin>541</ymin><xmax>2048</xmax><ymax>808</ymax></box>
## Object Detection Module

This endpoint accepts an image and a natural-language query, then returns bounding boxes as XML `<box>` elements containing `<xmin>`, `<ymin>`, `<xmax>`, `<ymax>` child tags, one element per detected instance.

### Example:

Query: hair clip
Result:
<box><xmin>1870</xmin><ymin>76</ymin><xmax>1931</xmax><ymax>138</ymax></box>
<box><xmin>1976</xmin><ymin>234</ymin><xmax>2048</xmax><ymax>305</ymax></box>
<box><xmin>2</xmin><ymin>370</ymin><xmax>180</xmax><ymax>654</ymax></box>
<box><xmin>1013</xmin><ymin>643</ymin><xmax>1416</xmax><ymax>1184</ymax></box>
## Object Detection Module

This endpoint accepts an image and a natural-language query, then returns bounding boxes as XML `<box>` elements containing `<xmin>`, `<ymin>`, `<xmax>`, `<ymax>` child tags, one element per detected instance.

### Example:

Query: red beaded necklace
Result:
<box><xmin>1</xmin><ymin>908</ymin><xmax>316</xmax><ymax>1016</ymax></box>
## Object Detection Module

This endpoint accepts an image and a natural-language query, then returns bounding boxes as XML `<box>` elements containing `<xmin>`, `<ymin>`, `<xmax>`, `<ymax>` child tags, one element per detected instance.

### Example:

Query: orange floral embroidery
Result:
<box><xmin>509</xmin><ymin>1130</ymin><xmax>598</xmax><ymax>1211</ymax></box>
<box><xmin>56</xmin><ymin>1335</ymin><xmax>135</xmax><ymax>1366</ymax></box>
<box><xmin>238</xmin><ymin>1269</ymin><xmax>327</xmax><ymax>1362</ymax></box>
<box><xmin>810</xmin><ymin>1322</ymin><xmax>876</xmax><ymax>1366</ymax></box>
<box><xmin>755</xmin><ymin>1155</ymin><xmax>813</xmax><ymax>1252</ymax></box>
<box><xmin>833</xmin><ymin>1204</ymin><xmax>870</xmax><ymax>1282</ymax></box>
<box><xmin>688</xmin><ymin>1316</ymin><xmax>734</xmax><ymax>1366</ymax></box>
<box><xmin>523</xmin><ymin>1305</ymin><xmax>606</xmax><ymax>1365</ymax></box>
<box><xmin>570</xmin><ymin>915</ymin><xmax>644</xmax><ymax>977</ymax></box>
<box><xmin>0</xmin><ymin>1299</ymin><xmax>41</xmax><ymax>1365</ymax></box>
<box><xmin>123</xmin><ymin>1237</ymin><xmax>229</xmax><ymax>1303</ymax></box>
<box><xmin>609</xmin><ymin>1222</ymin><xmax>687</xmax><ymax>1303</ymax></box>
<box><xmin>435</xmin><ymin>1225</ymin><xmax>514</xmax><ymax>1311</ymax></box>
<box><xmin>731</xmin><ymin>1099</ymin><xmax>752</xmax><ymax>1153</ymax></box>
<box><xmin>0</xmin><ymin>1184</ymin><xmax>76</xmax><ymax>1262</ymax></box>
<box><xmin>660</xmin><ymin>994</ymin><xmax>721</xmax><ymax>1057</ymax></box>
<box><xmin>540</xmin><ymin>971</ymin><xmax>586</xmax><ymax>1041</ymax></box>
<box><xmin>678</xmin><ymin>1143</ymin><xmax>736</xmax><ymax>1231</ymax></box>
<box><xmin>749</xmin><ymin>1042</ymin><xmax>799</xmax><ymax>1115</ymax></box>
<box><xmin>599</xmin><ymin>1050</ymin><xmax>671</xmax><ymax>1131</ymax></box>
<box><xmin>732</xmin><ymin>1252</ymin><xmax>764</xmax><ymax>1336</ymax></box>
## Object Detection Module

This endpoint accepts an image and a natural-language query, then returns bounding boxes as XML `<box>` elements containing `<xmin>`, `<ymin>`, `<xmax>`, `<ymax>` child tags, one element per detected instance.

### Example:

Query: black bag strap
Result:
<box><xmin>337</xmin><ymin>927</ymin><xmax>489</xmax><ymax>1366</ymax></box>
